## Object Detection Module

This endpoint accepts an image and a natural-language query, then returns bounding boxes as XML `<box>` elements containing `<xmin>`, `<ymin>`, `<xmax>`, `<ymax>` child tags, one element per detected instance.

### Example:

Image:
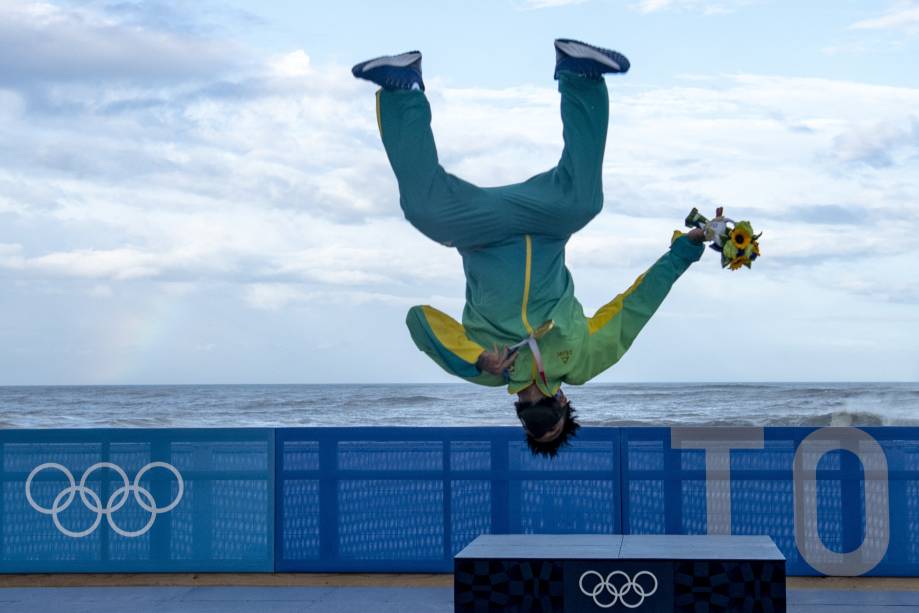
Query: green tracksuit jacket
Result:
<box><xmin>376</xmin><ymin>72</ymin><xmax>704</xmax><ymax>396</ymax></box>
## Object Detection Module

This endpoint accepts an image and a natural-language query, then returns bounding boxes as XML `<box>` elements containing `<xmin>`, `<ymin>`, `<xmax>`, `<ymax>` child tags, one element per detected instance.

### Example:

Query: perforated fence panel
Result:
<box><xmin>275</xmin><ymin>427</ymin><xmax>621</xmax><ymax>572</ymax></box>
<box><xmin>0</xmin><ymin>429</ymin><xmax>274</xmax><ymax>572</ymax></box>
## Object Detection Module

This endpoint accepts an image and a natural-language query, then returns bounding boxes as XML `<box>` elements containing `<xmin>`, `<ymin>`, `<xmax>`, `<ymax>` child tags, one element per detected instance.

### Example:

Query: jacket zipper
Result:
<box><xmin>521</xmin><ymin>234</ymin><xmax>534</xmax><ymax>335</ymax></box>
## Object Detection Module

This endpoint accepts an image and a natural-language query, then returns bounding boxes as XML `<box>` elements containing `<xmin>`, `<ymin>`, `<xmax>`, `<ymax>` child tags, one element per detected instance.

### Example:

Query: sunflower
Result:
<box><xmin>728</xmin><ymin>255</ymin><xmax>749</xmax><ymax>271</ymax></box>
<box><xmin>730</xmin><ymin>221</ymin><xmax>754</xmax><ymax>251</ymax></box>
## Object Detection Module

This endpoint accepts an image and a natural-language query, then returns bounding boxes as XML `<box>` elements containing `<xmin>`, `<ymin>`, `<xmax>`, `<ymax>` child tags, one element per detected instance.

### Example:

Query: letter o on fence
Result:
<box><xmin>793</xmin><ymin>427</ymin><xmax>889</xmax><ymax>576</ymax></box>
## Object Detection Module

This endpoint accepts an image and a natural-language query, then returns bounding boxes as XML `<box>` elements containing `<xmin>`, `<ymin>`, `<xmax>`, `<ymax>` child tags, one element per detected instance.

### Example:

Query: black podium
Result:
<box><xmin>454</xmin><ymin>534</ymin><xmax>785</xmax><ymax>612</ymax></box>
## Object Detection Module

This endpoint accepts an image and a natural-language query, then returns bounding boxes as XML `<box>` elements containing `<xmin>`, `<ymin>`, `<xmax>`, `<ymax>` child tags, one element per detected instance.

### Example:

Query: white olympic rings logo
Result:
<box><xmin>25</xmin><ymin>462</ymin><xmax>184</xmax><ymax>538</ymax></box>
<box><xmin>578</xmin><ymin>569</ymin><xmax>658</xmax><ymax>609</ymax></box>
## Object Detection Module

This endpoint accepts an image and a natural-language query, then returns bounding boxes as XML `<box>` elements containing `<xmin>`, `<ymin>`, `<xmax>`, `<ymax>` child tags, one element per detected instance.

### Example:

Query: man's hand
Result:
<box><xmin>476</xmin><ymin>345</ymin><xmax>518</xmax><ymax>376</ymax></box>
<box><xmin>686</xmin><ymin>227</ymin><xmax>705</xmax><ymax>244</ymax></box>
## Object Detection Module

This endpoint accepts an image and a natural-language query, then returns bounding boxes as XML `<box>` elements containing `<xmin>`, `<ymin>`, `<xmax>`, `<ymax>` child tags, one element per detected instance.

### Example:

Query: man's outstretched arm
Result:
<box><xmin>569</xmin><ymin>229</ymin><xmax>705</xmax><ymax>384</ymax></box>
<box><xmin>405</xmin><ymin>305</ymin><xmax>507</xmax><ymax>386</ymax></box>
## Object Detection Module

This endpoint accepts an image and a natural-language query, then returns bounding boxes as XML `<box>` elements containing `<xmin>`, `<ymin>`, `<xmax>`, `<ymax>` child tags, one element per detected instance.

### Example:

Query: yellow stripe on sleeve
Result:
<box><xmin>420</xmin><ymin>305</ymin><xmax>485</xmax><ymax>364</ymax></box>
<box><xmin>587</xmin><ymin>272</ymin><xmax>647</xmax><ymax>335</ymax></box>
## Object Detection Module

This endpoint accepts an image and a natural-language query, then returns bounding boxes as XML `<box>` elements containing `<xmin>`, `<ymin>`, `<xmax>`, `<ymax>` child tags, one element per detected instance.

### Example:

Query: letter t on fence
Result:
<box><xmin>671</xmin><ymin>428</ymin><xmax>765</xmax><ymax>535</ymax></box>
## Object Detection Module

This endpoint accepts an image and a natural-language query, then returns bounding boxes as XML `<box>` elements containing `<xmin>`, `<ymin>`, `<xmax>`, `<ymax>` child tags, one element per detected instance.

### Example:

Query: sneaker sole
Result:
<box><xmin>360</xmin><ymin>51</ymin><xmax>422</xmax><ymax>72</ymax></box>
<box><xmin>555</xmin><ymin>40</ymin><xmax>623</xmax><ymax>72</ymax></box>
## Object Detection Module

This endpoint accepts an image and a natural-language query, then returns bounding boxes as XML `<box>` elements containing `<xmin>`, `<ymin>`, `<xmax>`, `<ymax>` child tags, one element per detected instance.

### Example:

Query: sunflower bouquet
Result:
<box><xmin>685</xmin><ymin>207</ymin><xmax>761</xmax><ymax>270</ymax></box>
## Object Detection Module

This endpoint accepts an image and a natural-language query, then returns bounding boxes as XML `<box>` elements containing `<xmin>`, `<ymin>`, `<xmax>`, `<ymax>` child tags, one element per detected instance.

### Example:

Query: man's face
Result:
<box><xmin>520</xmin><ymin>390</ymin><xmax>570</xmax><ymax>442</ymax></box>
<box><xmin>531</xmin><ymin>414</ymin><xmax>565</xmax><ymax>443</ymax></box>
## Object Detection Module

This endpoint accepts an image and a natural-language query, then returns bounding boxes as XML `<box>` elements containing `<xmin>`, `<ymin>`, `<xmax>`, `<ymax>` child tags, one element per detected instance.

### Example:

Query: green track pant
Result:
<box><xmin>376</xmin><ymin>72</ymin><xmax>610</xmax><ymax>249</ymax></box>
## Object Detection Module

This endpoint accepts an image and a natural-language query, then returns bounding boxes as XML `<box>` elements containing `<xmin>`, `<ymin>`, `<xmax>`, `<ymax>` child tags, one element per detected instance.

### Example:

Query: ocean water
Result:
<box><xmin>0</xmin><ymin>382</ymin><xmax>917</xmax><ymax>429</ymax></box>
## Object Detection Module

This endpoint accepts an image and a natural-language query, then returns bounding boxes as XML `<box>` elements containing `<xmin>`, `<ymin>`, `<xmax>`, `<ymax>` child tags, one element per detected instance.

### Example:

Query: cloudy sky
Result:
<box><xmin>1</xmin><ymin>0</ymin><xmax>918</xmax><ymax>385</ymax></box>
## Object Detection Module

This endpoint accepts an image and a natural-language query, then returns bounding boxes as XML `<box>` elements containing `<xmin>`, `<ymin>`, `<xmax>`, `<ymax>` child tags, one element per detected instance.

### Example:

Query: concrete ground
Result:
<box><xmin>1</xmin><ymin>575</ymin><xmax>919</xmax><ymax>612</ymax></box>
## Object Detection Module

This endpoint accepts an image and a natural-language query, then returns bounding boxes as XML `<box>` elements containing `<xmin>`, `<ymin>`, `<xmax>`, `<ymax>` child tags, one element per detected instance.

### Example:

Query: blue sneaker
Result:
<box><xmin>554</xmin><ymin>39</ymin><xmax>630</xmax><ymax>79</ymax></box>
<box><xmin>351</xmin><ymin>51</ymin><xmax>424</xmax><ymax>91</ymax></box>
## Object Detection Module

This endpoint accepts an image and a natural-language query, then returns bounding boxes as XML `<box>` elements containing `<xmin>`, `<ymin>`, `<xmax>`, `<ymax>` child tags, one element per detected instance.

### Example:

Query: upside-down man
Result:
<box><xmin>352</xmin><ymin>40</ymin><xmax>705</xmax><ymax>457</ymax></box>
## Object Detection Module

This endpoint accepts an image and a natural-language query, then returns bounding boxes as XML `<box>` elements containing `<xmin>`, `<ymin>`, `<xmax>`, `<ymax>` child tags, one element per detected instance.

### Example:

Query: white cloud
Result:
<box><xmin>851</xmin><ymin>1</ymin><xmax>919</xmax><ymax>34</ymax></box>
<box><xmin>0</xmin><ymin>242</ymin><xmax>21</xmax><ymax>256</ymax></box>
<box><xmin>634</xmin><ymin>0</ymin><xmax>672</xmax><ymax>11</ymax></box>
<box><xmin>516</xmin><ymin>0</ymin><xmax>588</xmax><ymax>8</ymax></box>
<box><xmin>244</xmin><ymin>283</ymin><xmax>312</xmax><ymax>310</ymax></box>
<box><xmin>3</xmin><ymin>51</ymin><xmax>919</xmax><ymax>302</ymax></box>
<box><xmin>21</xmin><ymin>248</ymin><xmax>166</xmax><ymax>280</ymax></box>
<box><xmin>631</xmin><ymin>0</ymin><xmax>753</xmax><ymax>14</ymax></box>
<box><xmin>517</xmin><ymin>0</ymin><xmax>752</xmax><ymax>11</ymax></box>
<box><xmin>829</xmin><ymin>116</ymin><xmax>919</xmax><ymax>167</ymax></box>
<box><xmin>269</xmin><ymin>50</ymin><xmax>312</xmax><ymax>78</ymax></box>
<box><xmin>88</xmin><ymin>284</ymin><xmax>113</xmax><ymax>298</ymax></box>
<box><xmin>242</xmin><ymin>283</ymin><xmax>457</xmax><ymax>311</ymax></box>
<box><xmin>0</xmin><ymin>1</ymin><xmax>238</xmax><ymax>84</ymax></box>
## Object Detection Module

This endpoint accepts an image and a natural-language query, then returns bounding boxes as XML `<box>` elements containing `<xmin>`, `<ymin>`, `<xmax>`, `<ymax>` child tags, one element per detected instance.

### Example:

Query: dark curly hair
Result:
<box><xmin>517</xmin><ymin>400</ymin><xmax>581</xmax><ymax>458</ymax></box>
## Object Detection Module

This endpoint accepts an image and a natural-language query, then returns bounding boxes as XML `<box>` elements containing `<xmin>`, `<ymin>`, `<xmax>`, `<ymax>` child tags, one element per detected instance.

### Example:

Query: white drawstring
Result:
<box><xmin>508</xmin><ymin>334</ymin><xmax>548</xmax><ymax>387</ymax></box>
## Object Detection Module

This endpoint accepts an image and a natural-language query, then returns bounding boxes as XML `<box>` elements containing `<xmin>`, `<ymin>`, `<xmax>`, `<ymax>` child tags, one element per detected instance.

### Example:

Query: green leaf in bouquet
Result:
<box><xmin>722</xmin><ymin>240</ymin><xmax>739</xmax><ymax>259</ymax></box>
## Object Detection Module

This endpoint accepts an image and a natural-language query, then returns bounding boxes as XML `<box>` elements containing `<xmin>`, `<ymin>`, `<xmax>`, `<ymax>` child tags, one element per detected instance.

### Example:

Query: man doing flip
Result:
<box><xmin>352</xmin><ymin>40</ymin><xmax>705</xmax><ymax>457</ymax></box>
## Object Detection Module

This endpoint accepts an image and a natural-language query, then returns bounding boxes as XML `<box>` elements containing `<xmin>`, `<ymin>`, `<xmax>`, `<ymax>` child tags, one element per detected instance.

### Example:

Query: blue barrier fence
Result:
<box><xmin>275</xmin><ymin>427</ymin><xmax>621</xmax><ymax>572</ymax></box>
<box><xmin>0</xmin><ymin>429</ymin><xmax>274</xmax><ymax>572</ymax></box>
<box><xmin>1</xmin><ymin>426</ymin><xmax>916</xmax><ymax>575</ymax></box>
